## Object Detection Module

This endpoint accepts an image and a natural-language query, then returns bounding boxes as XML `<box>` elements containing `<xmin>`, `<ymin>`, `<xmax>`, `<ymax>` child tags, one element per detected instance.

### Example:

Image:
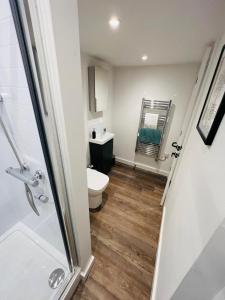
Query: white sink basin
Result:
<box><xmin>89</xmin><ymin>132</ymin><xmax>114</xmax><ymax>145</ymax></box>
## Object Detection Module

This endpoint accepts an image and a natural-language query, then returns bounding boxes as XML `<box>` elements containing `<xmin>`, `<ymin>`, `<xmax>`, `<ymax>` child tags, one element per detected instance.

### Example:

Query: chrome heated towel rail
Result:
<box><xmin>135</xmin><ymin>98</ymin><xmax>172</xmax><ymax>160</ymax></box>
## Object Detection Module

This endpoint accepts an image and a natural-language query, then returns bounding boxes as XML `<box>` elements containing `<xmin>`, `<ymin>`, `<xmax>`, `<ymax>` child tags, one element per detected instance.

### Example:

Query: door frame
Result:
<box><xmin>23</xmin><ymin>0</ymin><xmax>93</xmax><ymax>278</ymax></box>
<box><xmin>161</xmin><ymin>45</ymin><xmax>213</xmax><ymax>206</ymax></box>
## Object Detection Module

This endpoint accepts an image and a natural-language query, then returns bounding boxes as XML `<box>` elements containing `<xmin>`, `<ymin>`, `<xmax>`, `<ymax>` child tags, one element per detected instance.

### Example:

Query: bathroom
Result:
<box><xmin>76</xmin><ymin>0</ymin><xmax>224</xmax><ymax>298</ymax></box>
<box><xmin>79</xmin><ymin>1</ymin><xmax>200</xmax><ymax>207</ymax></box>
<box><xmin>1</xmin><ymin>0</ymin><xmax>225</xmax><ymax>300</ymax></box>
<box><xmin>0</xmin><ymin>0</ymin><xmax>192</xmax><ymax>294</ymax></box>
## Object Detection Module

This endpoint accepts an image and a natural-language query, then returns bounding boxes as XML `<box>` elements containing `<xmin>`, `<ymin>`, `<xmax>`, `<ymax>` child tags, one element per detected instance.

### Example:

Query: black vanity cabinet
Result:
<box><xmin>89</xmin><ymin>139</ymin><xmax>113</xmax><ymax>174</ymax></box>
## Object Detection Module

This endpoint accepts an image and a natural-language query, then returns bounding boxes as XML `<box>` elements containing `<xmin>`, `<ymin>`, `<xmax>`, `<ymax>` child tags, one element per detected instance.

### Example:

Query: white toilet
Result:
<box><xmin>87</xmin><ymin>168</ymin><xmax>109</xmax><ymax>210</ymax></box>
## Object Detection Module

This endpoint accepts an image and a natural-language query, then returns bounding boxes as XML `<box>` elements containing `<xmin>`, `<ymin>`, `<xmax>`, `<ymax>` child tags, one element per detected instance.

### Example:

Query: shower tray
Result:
<box><xmin>0</xmin><ymin>223</ymin><xmax>70</xmax><ymax>300</ymax></box>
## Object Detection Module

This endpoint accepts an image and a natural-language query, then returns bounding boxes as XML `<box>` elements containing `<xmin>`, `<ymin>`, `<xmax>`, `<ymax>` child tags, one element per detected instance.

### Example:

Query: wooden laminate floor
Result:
<box><xmin>73</xmin><ymin>163</ymin><xmax>166</xmax><ymax>300</ymax></box>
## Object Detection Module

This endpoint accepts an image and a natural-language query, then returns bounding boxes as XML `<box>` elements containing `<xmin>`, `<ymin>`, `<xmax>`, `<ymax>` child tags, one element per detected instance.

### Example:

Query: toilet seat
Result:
<box><xmin>87</xmin><ymin>168</ymin><xmax>109</xmax><ymax>195</ymax></box>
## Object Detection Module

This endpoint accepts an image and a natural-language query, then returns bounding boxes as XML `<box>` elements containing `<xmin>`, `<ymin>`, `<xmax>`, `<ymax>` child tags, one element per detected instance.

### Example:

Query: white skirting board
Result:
<box><xmin>80</xmin><ymin>255</ymin><xmax>95</xmax><ymax>281</ymax></box>
<box><xmin>115</xmin><ymin>156</ymin><xmax>169</xmax><ymax>177</ymax></box>
<box><xmin>150</xmin><ymin>206</ymin><xmax>166</xmax><ymax>300</ymax></box>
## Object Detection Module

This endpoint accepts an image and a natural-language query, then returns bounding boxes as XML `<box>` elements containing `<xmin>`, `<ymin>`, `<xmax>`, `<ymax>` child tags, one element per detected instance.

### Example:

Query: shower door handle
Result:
<box><xmin>25</xmin><ymin>184</ymin><xmax>40</xmax><ymax>216</ymax></box>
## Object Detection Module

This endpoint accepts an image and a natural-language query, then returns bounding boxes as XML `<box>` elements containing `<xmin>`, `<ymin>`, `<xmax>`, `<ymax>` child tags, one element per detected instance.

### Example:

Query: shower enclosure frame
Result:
<box><xmin>9</xmin><ymin>0</ymin><xmax>82</xmax><ymax>298</ymax></box>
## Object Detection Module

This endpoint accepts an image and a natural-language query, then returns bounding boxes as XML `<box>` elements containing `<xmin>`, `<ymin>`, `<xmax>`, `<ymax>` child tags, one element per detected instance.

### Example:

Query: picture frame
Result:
<box><xmin>197</xmin><ymin>45</ymin><xmax>225</xmax><ymax>145</ymax></box>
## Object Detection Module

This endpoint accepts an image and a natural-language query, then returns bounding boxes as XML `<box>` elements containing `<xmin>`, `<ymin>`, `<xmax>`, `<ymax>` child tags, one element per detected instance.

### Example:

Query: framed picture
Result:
<box><xmin>197</xmin><ymin>45</ymin><xmax>225</xmax><ymax>145</ymax></box>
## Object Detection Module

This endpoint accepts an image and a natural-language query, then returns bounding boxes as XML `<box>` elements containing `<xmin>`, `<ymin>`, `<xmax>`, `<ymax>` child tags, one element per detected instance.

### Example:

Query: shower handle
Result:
<box><xmin>5</xmin><ymin>167</ymin><xmax>41</xmax><ymax>216</ymax></box>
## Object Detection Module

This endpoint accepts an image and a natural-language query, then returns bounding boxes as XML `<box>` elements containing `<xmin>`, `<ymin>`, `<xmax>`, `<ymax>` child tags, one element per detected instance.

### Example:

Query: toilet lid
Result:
<box><xmin>87</xmin><ymin>168</ymin><xmax>109</xmax><ymax>191</ymax></box>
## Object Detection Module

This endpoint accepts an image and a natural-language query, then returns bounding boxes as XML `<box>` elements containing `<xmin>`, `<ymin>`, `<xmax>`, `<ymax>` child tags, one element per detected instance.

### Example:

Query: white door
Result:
<box><xmin>161</xmin><ymin>46</ymin><xmax>213</xmax><ymax>205</ymax></box>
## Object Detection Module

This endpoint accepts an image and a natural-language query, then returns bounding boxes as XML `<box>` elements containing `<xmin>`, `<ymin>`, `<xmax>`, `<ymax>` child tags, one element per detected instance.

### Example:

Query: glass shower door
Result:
<box><xmin>0</xmin><ymin>1</ymin><xmax>72</xmax><ymax>299</ymax></box>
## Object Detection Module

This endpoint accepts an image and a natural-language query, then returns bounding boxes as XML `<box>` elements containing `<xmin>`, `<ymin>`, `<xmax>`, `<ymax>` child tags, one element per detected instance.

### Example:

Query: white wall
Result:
<box><xmin>171</xmin><ymin>220</ymin><xmax>225</xmax><ymax>300</ymax></box>
<box><xmin>113</xmin><ymin>64</ymin><xmax>199</xmax><ymax>175</ymax></box>
<box><xmin>153</xmin><ymin>34</ymin><xmax>225</xmax><ymax>299</ymax></box>
<box><xmin>81</xmin><ymin>53</ymin><xmax>114</xmax><ymax>163</ymax></box>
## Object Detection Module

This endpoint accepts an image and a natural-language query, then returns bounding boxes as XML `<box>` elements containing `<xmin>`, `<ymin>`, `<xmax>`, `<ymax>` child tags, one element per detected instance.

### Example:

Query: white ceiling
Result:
<box><xmin>78</xmin><ymin>0</ymin><xmax>225</xmax><ymax>66</ymax></box>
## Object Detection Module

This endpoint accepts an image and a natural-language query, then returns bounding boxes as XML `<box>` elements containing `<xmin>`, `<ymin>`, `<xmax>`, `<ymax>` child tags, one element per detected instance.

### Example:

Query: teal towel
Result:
<box><xmin>138</xmin><ymin>128</ymin><xmax>161</xmax><ymax>145</ymax></box>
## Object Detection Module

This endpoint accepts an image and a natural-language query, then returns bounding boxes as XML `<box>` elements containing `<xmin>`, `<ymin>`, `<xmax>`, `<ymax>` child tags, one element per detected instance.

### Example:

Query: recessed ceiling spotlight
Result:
<box><xmin>109</xmin><ymin>16</ymin><xmax>120</xmax><ymax>30</ymax></box>
<box><xmin>142</xmin><ymin>55</ymin><xmax>148</xmax><ymax>61</ymax></box>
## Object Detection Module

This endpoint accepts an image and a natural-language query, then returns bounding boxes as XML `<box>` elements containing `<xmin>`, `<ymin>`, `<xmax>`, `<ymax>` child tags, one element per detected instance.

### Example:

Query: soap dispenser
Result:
<box><xmin>92</xmin><ymin>128</ymin><xmax>96</xmax><ymax>139</ymax></box>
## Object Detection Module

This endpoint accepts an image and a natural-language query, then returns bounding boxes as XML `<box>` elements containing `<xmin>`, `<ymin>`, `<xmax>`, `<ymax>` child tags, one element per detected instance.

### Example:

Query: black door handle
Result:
<box><xmin>172</xmin><ymin>142</ymin><xmax>182</xmax><ymax>151</ymax></box>
<box><xmin>171</xmin><ymin>152</ymin><xmax>180</xmax><ymax>158</ymax></box>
